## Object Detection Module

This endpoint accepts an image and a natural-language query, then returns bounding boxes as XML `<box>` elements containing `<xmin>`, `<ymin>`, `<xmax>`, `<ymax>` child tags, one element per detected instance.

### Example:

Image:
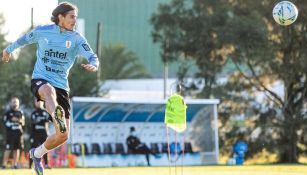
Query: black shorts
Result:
<box><xmin>31</xmin><ymin>79</ymin><xmax>71</xmax><ymax>119</ymax></box>
<box><xmin>6</xmin><ymin>132</ymin><xmax>23</xmax><ymax>150</ymax></box>
<box><xmin>32</xmin><ymin>132</ymin><xmax>48</xmax><ymax>147</ymax></box>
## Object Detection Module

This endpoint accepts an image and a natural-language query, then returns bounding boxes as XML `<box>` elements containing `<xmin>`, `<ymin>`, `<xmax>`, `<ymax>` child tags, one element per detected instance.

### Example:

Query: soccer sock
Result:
<box><xmin>34</xmin><ymin>144</ymin><xmax>49</xmax><ymax>158</ymax></box>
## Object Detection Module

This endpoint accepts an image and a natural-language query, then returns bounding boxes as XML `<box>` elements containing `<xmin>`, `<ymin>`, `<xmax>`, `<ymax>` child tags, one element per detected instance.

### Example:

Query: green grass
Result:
<box><xmin>0</xmin><ymin>165</ymin><xmax>306</xmax><ymax>175</ymax></box>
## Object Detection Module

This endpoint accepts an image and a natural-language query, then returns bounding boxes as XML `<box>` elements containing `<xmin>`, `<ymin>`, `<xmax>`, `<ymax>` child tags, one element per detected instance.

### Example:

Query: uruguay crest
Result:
<box><xmin>65</xmin><ymin>40</ymin><xmax>71</xmax><ymax>48</ymax></box>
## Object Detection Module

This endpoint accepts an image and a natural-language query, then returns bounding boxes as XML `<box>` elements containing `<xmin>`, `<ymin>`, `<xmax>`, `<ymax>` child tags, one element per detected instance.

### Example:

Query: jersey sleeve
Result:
<box><xmin>5</xmin><ymin>27</ymin><xmax>39</xmax><ymax>54</ymax></box>
<box><xmin>3</xmin><ymin>111</ymin><xmax>10</xmax><ymax>128</ymax></box>
<box><xmin>3</xmin><ymin>111</ymin><xmax>10</xmax><ymax>122</ymax></box>
<box><xmin>76</xmin><ymin>35</ymin><xmax>100</xmax><ymax>68</ymax></box>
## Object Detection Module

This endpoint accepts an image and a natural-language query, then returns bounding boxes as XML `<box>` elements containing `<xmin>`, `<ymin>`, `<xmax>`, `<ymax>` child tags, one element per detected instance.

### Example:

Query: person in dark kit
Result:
<box><xmin>126</xmin><ymin>126</ymin><xmax>160</xmax><ymax>166</ymax></box>
<box><xmin>29</xmin><ymin>100</ymin><xmax>51</xmax><ymax>169</ymax></box>
<box><xmin>2</xmin><ymin>97</ymin><xmax>25</xmax><ymax>169</ymax></box>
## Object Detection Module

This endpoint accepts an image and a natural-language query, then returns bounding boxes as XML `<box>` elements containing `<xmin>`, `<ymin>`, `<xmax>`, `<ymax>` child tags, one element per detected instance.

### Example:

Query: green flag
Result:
<box><xmin>164</xmin><ymin>93</ymin><xmax>187</xmax><ymax>133</ymax></box>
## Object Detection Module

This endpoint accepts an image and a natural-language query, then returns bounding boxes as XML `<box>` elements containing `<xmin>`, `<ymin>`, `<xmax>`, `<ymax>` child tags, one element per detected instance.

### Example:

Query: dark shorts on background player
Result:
<box><xmin>31</xmin><ymin>132</ymin><xmax>48</xmax><ymax>148</ymax></box>
<box><xmin>6</xmin><ymin>132</ymin><xmax>24</xmax><ymax>150</ymax></box>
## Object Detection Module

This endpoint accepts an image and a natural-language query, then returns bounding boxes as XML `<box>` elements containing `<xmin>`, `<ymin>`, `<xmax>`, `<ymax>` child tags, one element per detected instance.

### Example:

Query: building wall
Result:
<box><xmin>59</xmin><ymin>0</ymin><xmax>180</xmax><ymax>77</ymax></box>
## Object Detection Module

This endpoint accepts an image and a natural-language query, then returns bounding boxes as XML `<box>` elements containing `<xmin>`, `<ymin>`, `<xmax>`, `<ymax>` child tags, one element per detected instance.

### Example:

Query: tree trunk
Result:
<box><xmin>280</xmin><ymin>111</ymin><xmax>298</xmax><ymax>163</ymax></box>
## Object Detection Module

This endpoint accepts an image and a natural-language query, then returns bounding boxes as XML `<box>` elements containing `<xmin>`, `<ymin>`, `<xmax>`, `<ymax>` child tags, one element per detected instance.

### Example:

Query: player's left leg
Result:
<box><xmin>2</xmin><ymin>150</ymin><xmax>10</xmax><ymax>168</ymax></box>
<box><xmin>2</xmin><ymin>132</ymin><xmax>14</xmax><ymax>168</ymax></box>
<box><xmin>12</xmin><ymin>133</ymin><xmax>23</xmax><ymax>169</ymax></box>
<box><xmin>12</xmin><ymin>149</ymin><xmax>20</xmax><ymax>169</ymax></box>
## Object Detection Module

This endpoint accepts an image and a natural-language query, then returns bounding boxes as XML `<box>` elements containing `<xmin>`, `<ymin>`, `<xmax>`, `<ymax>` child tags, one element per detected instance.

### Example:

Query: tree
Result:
<box><xmin>100</xmin><ymin>44</ymin><xmax>151</xmax><ymax>80</ymax></box>
<box><xmin>151</xmin><ymin>0</ymin><xmax>231</xmax><ymax>98</ymax></box>
<box><xmin>69</xmin><ymin>43</ymin><xmax>151</xmax><ymax>97</ymax></box>
<box><xmin>69</xmin><ymin>57</ymin><xmax>100</xmax><ymax>97</ymax></box>
<box><xmin>224</xmin><ymin>0</ymin><xmax>307</xmax><ymax>163</ymax></box>
<box><xmin>0</xmin><ymin>15</ymin><xmax>22</xmax><ymax>110</ymax></box>
<box><xmin>151</xmin><ymin>0</ymin><xmax>307</xmax><ymax>163</ymax></box>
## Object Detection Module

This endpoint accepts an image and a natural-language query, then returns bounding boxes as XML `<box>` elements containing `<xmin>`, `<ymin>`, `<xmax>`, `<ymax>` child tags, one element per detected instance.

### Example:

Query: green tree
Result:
<box><xmin>69</xmin><ymin>57</ymin><xmax>99</xmax><ymax>97</ymax></box>
<box><xmin>0</xmin><ymin>16</ymin><xmax>35</xmax><ymax>110</ymax></box>
<box><xmin>224</xmin><ymin>0</ymin><xmax>307</xmax><ymax>163</ymax></box>
<box><xmin>0</xmin><ymin>14</ymin><xmax>8</xmax><ymax>159</ymax></box>
<box><xmin>0</xmin><ymin>14</ymin><xmax>9</xmax><ymax>110</ymax></box>
<box><xmin>151</xmin><ymin>0</ymin><xmax>307</xmax><ymax>163</ymax></box>
<box><xmin>151</xmin><ymin>0</ymin><xmax>230</xmax><ymax>98</ymax></box>
<box><xmin>0</xmin><ymin>26</ymin><xmax>37</xmax><ymax>110</ymax></box>
<box><xmin>100</xmin><ymin>44</ymin><xmax>151</xmax><ymax>80</ymax></box>
<box><xmin>11</xmin><ymin>44</ymin><xmax>37</xmax><ymax>107</ymax></box>
<box><xmin>69</xmin><ymin>44</ymin><xmax>151</xmax><ymax>97</ymax></box>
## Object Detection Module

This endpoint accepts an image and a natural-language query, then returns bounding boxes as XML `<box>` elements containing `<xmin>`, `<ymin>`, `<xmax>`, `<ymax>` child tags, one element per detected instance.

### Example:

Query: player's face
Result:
<box><xmin>10</xmin><ymin>98</ymin><xmax>19</xmax><ymax>110</ymax></box>
<box><xmin>60</xmin><ymin>10</ymin><xmax>77</xmax><ymax>31</ymax></box>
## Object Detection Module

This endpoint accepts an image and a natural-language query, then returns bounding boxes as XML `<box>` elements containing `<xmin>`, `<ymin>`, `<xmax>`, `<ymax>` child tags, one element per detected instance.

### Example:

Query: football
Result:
<box><xmin>272</xmin><ymin>1</ymin><xmax>298</xmax><ymax>26</ymax></box>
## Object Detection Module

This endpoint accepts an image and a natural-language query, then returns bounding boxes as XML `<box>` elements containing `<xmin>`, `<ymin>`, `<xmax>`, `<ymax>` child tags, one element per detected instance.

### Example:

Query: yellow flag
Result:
<box><xmin>164</xmin><ymin>94</ymin><xmax>187</xmax><ymax>133</ymax></box>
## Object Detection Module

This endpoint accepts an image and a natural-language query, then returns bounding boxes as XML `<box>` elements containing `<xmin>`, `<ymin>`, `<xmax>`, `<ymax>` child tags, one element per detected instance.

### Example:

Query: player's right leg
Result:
<box><xmin>1</xmin><ymin>150</ymin><xmax>10</xmax><ymax>169</ymax></box>
<box><xmin>31</xmin><ymin>79</ymin><xmax>68</xmax><ymax>149</ymax></box>
<box><xmin>29</xmin><ymin>79</ymin><xmax>68</xmax><ymax>175</ymax></box>
<box><xmin>11</xmin><ymin>132</ymin><xmax>23</xmax><ymax>169</ymax></box>
<box><xmin>2</xmin><ymin>132</ymin><xmax>14</xmax><ymax>169</ymax></box>
<box><xmin>12</xmin><ymin>149</ymin><xmax>20</xmax><ymax>169</ymax></box>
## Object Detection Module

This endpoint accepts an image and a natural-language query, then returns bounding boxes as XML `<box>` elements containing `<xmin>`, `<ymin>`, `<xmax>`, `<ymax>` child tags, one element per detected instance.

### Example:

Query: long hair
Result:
<box><xmin>51</xmin><ymin>2</ymin><xmax>78</xmax><ymax>25</ymax></box>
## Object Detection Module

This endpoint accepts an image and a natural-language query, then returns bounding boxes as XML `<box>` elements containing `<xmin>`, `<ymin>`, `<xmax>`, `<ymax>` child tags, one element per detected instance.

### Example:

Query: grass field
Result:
<box><xmin>0</xmin><ymin>165</ymin><xmax>306</xmax><ymax>175</ymax></box>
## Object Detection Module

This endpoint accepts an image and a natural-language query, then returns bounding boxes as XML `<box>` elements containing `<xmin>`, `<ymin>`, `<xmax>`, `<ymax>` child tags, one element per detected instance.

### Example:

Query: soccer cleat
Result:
<box><xmin>54</xmin><ymin>105</ymin><xmax>66</xmax><ymax>133</ymax></box>
<box><xmin>29</xmin><ymin>148</ymin><xmax>43</xmax><ymax>175</ymax></box>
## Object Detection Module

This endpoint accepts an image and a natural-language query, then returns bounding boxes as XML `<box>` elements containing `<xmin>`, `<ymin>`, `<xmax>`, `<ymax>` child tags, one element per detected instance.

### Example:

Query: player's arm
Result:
<box><xmin>76</xmin><ymin>35</ymin><xmax>100</xmax><ymax>72</ymax></box>
<box><xmin>2</xmin><ymin>27</ymin><xmax>39</xmax><ymax>62</ymax></box>
<box><xmin>21</xmin><ymin>114</ymin><xmax>25</xmax><ymax>126</ymax></box>
<box><xmin>2</xmin><ymin>114</ymin><xmax>7</xmax><ymax>123</ymax></box>
<box><xmin>3</xmin><ymin>113</ymin><xmax>11</xmax><ymax>128</ymax></box>
<box><xmin>19</xmin><ymin>112</ymin><xmax>25</xmax><ymax>126</ymax></box>
<box><xmin>45</xmin><ymin>122</ymin><xmax>49</xmax><ymax>135</ymax></box>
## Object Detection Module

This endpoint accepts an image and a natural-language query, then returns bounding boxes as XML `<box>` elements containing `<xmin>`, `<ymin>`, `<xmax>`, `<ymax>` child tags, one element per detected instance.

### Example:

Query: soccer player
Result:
<box><xmin>29</xmin><ymin>100</ymin><xmax>51</xmax><ymax>169</ymax></box>
<box><xmin>2</xmin><ymin>97</ymin><xmax>25</xmax><ymax>169</ymax></box>
<box><xmin>2</xmin><ymin>2</ymin><xmax>99</xmax><ymax>175</ymax></box>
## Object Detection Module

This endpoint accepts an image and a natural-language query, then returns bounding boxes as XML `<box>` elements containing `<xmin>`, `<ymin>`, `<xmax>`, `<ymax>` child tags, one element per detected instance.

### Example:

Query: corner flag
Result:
<box><xmin>164</xmin><ymin>94</ymin><xmax>187</xmax><ymax>133</ymax></box>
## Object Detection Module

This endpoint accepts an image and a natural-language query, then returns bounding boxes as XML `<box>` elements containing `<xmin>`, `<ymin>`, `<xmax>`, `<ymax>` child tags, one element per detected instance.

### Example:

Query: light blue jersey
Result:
<box><xmin>5</xmin><ymin>24</ymin><xmax>99</xmax><ymax>91</ymax></box>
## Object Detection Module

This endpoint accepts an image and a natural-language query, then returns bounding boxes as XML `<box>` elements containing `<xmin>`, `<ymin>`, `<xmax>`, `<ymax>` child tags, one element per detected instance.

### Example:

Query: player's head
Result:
<box><xmin>130</xmin><ymin>126</ymin><xmax>136</xmax><ymax>136</ymax></box>
<box><xmin>51</xmin><ymin>2</ymin><xmax>78</xmax><ymax>31</ymax></box>
<box><xmin>130</xmin><ymin>126</ymin><xmax>135</xmax><ymax>132</ymax></box>
<box><xmin>10</xmin><ymin>97</ymin><xmax>20</xmax><ymax>110</ymax></box>
<box><xmin>34</xmin><ymin>99</ymin><xmax>43</xmax><ymax>109</ymax></box>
